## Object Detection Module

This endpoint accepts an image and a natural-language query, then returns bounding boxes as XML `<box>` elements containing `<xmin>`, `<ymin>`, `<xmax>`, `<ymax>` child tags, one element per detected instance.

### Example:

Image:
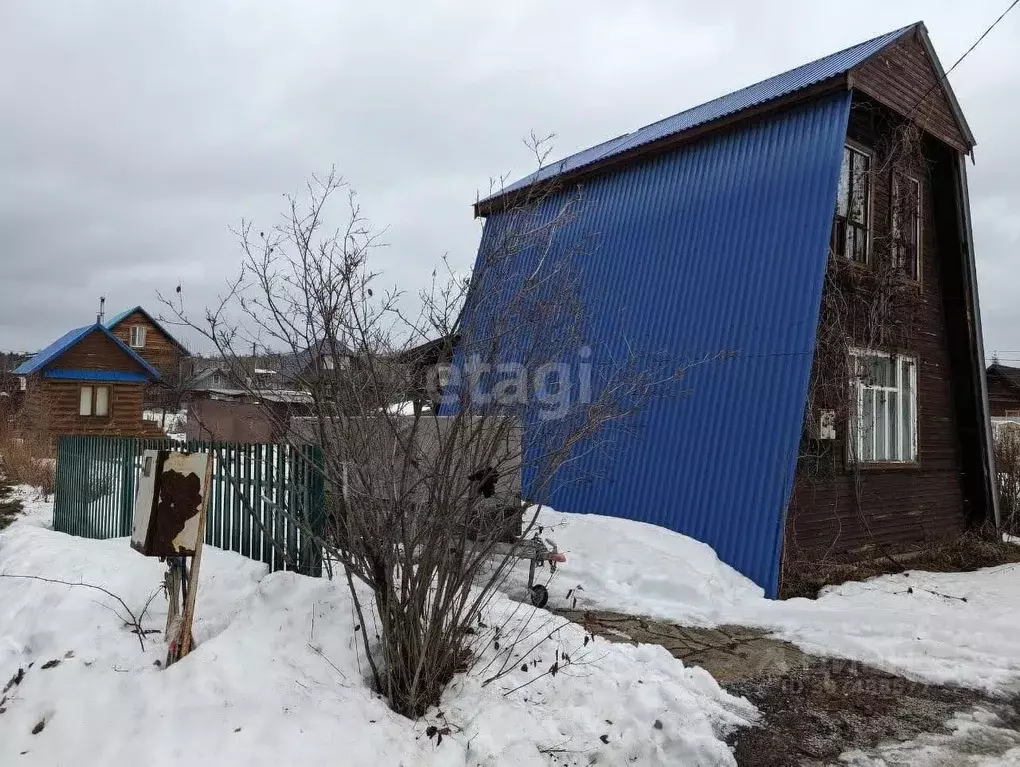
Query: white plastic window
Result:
<box><xmin>850</xmin><ymin>350</ymin><xmax>917</xmax><ymax>463</ymax></box>
<box><xmin>130</xmin><ymin>326</ymin><xmax>147</xmax><ymax>348</ymax></box>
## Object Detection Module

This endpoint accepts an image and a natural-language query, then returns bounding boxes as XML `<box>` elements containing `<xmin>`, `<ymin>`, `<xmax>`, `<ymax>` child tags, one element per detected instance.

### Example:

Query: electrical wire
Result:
<box><xmin>908</xmin><ymin>0</ymin><xmax>1020</xmax><ymax>118</ymax></box>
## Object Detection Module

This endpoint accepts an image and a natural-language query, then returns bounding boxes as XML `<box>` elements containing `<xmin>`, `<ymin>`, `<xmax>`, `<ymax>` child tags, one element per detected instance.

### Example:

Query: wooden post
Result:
<box><xmin>177</xmin><ymin>451</ymin><xmax>214</xmax><ymax>659</ymax></box>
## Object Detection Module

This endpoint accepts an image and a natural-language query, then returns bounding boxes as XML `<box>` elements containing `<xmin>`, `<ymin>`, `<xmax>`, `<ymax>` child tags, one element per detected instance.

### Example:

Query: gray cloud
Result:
<box><xmin>1</xmin><ymin>1</ymin><xmax>1017</xmax><ymax>359</ymax></box>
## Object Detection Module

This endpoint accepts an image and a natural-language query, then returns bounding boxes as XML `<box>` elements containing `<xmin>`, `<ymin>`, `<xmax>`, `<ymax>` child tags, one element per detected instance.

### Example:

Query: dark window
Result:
<box><xmin>831</xmin><ymin>145</ymin><xmax>871</xmax><ymax>264</ymax></box>
<box><xmin>892</xmin><ymin>172</ymin><xmax>921</xmax><ymax>280</ymax></box>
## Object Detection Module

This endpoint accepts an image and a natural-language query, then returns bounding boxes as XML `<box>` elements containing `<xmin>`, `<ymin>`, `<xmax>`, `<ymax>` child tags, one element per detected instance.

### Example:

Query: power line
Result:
<box><xmin>908</xmin><ymin>0</ymin><xmax>1019</xmax><ymax>117</ymax></box>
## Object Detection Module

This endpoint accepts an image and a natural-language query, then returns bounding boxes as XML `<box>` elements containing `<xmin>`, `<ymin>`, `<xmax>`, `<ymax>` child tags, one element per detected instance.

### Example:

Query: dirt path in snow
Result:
<box><xmin>557</xmin><ymin>609</ymin><xmax>1020</xmax><ymax>766</ymax></box>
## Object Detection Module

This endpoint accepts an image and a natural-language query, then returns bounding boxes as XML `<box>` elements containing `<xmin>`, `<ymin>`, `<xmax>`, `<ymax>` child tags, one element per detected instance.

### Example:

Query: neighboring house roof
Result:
<box><xmin>480</xmin><ymin>21</ymin><xmax>972</xmax><ymax>209</ymax></box>
<box><xmin>198</xmin><ymin>387</ymin><xmax>313</xmax><ymax>404</ymax></box>
<box><xmin>988</xmin><ymin>363</ymin><xmax>1020</xmax><ymax>390</ymax></box>
<box><xmin>186</xmin><ymin>366</ymin><xmax>229</xmax><ymax>389</ymax></box>
<box><xmin>279</xmin><ymin>343</ymin><xmax>354</xmax><ymax>380</ymax></box>
<box><xmin>104</xmin><ymin>306</ymin><xmax>191</xmax><ymax>355</ymax></box>
<box><xmin>13</xmin><ymin>323</ymin><xmax>162</xmax><ymax>382</ymax></box>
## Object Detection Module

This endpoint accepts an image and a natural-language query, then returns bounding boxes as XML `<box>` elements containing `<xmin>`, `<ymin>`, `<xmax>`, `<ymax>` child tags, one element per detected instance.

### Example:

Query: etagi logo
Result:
<box><xmin>435</xmin><ymin>347</ymin><xmax>592</xmax><ymax>420</ymax></box>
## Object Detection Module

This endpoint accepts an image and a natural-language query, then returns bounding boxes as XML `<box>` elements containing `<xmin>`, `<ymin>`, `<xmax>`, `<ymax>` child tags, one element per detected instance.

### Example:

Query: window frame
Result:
<box><xmin>129</xmin><ymin>325</ymin><xmax>147</xmax><ymax>348</ymax></box>
<box><xmin>832</xmin><ymin>141</ymin><xmax>874</xmax><ymax>266</ymax></box>
<box><xmin>849</xmin><ymin>348</ymin><xmax>918</xmax><ymax>465</ymax></box>
<box><xmin>79</xmin><ymin>385</ymin><xmax>111</xmax><ymax>419</ymax></box>
<box><xmin>891</xmin><ymin>171</ymin><xmax>922</xmax><ymax>282</ymax></box>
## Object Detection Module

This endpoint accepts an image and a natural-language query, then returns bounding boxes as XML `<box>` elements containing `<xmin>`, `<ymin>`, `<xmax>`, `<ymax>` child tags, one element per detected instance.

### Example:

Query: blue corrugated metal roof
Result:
<box><xmin>458</xmin><ymin>91</ymin><xmax>852</xmax><ymax>596</ymax></box>
<box><xmin>483</xmin><ymin>23</ymin><xmax>912</xmax><ymax>204</ymax></box>
<box><xmin>105</xmin><ymin>305</ymin><xmax>190</xmax><ymax>354</ymax></box>
<box><xmin>14</xmin><ymin>323</ymin><xmax>162</xmax><ymax>381</ymax></box>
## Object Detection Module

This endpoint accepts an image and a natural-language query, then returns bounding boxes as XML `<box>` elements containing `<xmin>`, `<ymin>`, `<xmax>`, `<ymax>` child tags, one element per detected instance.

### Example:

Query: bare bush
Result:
<box><xmin>0</xmin><ymin>427</ymin><xmax>55</xmax><ymax>496</ymax></box>
<box><xmin>161</xmin><ymin>151</ymin><xmax>689</xmax><ymax>717</ymax></box>
<box><xmin>994</xmin><ymin>425</ymin><xmax>1020</xmax><ymax>537</ymax></box>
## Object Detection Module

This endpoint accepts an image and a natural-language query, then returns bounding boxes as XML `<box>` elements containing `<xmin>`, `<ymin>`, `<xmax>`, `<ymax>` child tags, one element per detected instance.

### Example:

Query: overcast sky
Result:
<box><xmin>1</xmin><ymin>1</ymin><xmax>1017</xmax><ymax>360</ymax></box>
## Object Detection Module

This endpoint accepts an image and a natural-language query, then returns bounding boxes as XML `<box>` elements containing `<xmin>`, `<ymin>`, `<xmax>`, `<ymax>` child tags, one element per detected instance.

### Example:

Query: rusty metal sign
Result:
<box><xmin>131</xmin><ymin>450</ymin><xmax>211</xmax><ymax>557</ymax></box>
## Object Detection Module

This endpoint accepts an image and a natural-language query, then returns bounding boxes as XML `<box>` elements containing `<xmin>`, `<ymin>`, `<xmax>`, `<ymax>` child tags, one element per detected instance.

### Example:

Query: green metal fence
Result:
<box><xmin>54</xmin><ymin>435</ymin><xmax>325</xmax><ymax>576</ymax></box>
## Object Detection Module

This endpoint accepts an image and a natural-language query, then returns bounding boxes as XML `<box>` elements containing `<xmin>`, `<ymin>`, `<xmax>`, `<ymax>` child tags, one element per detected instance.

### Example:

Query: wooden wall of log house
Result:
<box><xmin>108</xmin><ymin>310</ymin><xmax>187</xmax><ymax>380</ymax></box>
<box><xmin>785</xmin><ymin>89</ymin><xmax>976</xmax><ymax>561</ymax></box>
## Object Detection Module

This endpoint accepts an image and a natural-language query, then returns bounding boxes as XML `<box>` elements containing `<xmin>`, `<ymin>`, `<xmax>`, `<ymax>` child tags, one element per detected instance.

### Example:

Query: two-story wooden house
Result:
<box><xmin>461</xmin><ymin>21</ymin><xmax>996</xmax><ymax>596</ymax></box>
<box><xmin>13</xmin><ymin>323</ymin><xmax>165</xmax><ymax>440</ymax></box>
<box><xmin>104</xmin><ymin>306</ymin><xmax>192</xmax><ymax>406</ymax></box>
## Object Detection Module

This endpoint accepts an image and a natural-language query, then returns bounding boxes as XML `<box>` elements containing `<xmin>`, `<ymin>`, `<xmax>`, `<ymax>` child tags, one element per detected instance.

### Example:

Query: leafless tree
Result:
<box><xmin>160</xmin><ymin>146</ymin><xmax>688</xmax><ymax>717</ymax></box>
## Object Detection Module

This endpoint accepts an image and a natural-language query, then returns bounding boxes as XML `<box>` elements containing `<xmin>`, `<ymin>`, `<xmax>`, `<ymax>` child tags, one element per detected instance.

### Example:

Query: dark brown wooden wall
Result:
<box><xmin>786</xmin><ymin>95</ymin><xmax>969</xmax><ymax>559</ymax></box>
<box><xmin>987</xmin><ymin>374</ymin><xmax>1020</xmax><ymax>417</ymax></box>
<box><xmin>21</xmin><ymin>378</ymin><xmax>163</xmax><ymax>439</ymax></box>
<box><xmin>108</xmin><ymin>310</ymin><xmax>186</xmax><ymax>379</ymax></box>
<box><xmin>851</xmin><ymin>28</ymin><xmax>969</xmax><ymax>153</ymax></box>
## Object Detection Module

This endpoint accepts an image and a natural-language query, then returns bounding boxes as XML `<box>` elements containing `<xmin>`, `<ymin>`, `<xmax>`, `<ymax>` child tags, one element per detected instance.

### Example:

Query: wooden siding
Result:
<box><xmin>786</xmin><ymin>95</ymin><xmax>971</xmax><ymax>559</ymax></box>
<box><xmin>49</xmin><ymin>328</ymin><xmax>149</xmax><ymax>374</ymax></box>
<box><xmin>987</xmin><ymin>373</ymin><xmax>1020</xmax><ymax>417</ymax></box>
<box><xmin>851</xmin><ymin>28</ymin><xmax>970</xmax><ymax>153</ymax></box>
<box><xmin>21</xmin><ymin>378</ymin><xmax>163</xmax><ymax>440</ymax></box>
<box><xmin>108</xmin><ymin>310</ymin><xmax>186</xmax><ymax>380</ymax></box>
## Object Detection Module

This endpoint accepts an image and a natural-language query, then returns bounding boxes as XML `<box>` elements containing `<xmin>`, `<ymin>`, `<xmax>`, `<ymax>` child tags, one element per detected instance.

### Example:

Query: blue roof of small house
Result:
<box><xmin>482</xmin><ymin>23</ymin><xmax>917</xmax><ymax>203</ymax></box>
<box><xmin>104</xmin><ymin>305</ymin><xmax>190</xmax><ymax>354</ymax></box>
<box><xmin>13</xmin><ymin>323</ymin><xmax>162</xmax><ymax>381</ymax></box>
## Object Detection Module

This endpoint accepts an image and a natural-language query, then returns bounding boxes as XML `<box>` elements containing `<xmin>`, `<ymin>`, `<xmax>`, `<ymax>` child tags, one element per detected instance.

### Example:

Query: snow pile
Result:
<box><xmin>504</xmin><ymin>506</ymin><xmax>764</xmax><ymax>625</ymax></box>
<box><xmin>744</xmin><ymin>566</ymin><xmax>1020</xmax><ymax>694</ymax></box>
<box><xmin>0</xmin><ymin>500</ymin><xmax>754</xmax><ymax>766</ymax></box>
<box><xmin>502</xmin><ymin>505</ymin><xmax>1020</xmax><ymax>695</ymax></box>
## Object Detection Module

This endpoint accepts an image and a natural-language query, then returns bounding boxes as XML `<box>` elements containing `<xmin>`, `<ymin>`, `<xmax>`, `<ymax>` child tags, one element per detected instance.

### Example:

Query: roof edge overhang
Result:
<box><xmin>847</xmin><ymin>23</ymin><xmax>976</xmax><ymax>154</ymax></box>
<box><xmin>954</xmin><ymin>154</ymin><xmax>999</xmax><ymax>528</ymax></box>
<box><xmin>475</xmin><ymin>74</ymin><xmax>850</xmax><ymax>218</ymax></box>
<box><xmin>43</xmin><ymin>369</ymin><xmax>153</xmax><ymax>383</ymax></box>
<box><xmin>917</xmin><ymin>23</ymin><xmax>977</xmax><ymax>150</ymax></box>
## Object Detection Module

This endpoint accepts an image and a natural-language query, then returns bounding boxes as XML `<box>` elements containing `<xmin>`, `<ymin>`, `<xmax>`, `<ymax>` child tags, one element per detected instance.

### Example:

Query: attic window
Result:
<box><xmin>832</xmin><ymin>144</ymin><xmax>871</xmax><ymax>264</ymax></box>
<box><xmin>130</xmin><ymin>326</ymin><xmax>147</xmax><ymax>348</ymax></box>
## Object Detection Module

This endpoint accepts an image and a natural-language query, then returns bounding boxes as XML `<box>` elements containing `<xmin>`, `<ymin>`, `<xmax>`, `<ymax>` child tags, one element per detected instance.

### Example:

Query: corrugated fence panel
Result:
<box><xmin>53</xmin><ymin>437</ymin><xmax>324</xmax><ymax>577</ymax></box>
<box><xmin>464</xmin><ymin>92</ymin><xmax>852</xmax><ymax>596</ymax></box>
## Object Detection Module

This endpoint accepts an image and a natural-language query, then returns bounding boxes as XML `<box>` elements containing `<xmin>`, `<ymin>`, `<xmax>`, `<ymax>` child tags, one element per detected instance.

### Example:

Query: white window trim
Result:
<box><xmin>892</xmin><ymin>172</ymin><xmax>922</xmax><ymax>283</ymax></box>
<box><xmin>849</xmin><ymin>348</ymin><xmax>918</xmax><ymax>464</ymax></box>
<box><xmin>836</xmin><ymin>141</ymin><xmax>874</xmax><ymax>265</ymax></box>
<box><xmin>129</xmin><ymin>325</ymin><xmax>147</xmax><ymax>348</ymax></box>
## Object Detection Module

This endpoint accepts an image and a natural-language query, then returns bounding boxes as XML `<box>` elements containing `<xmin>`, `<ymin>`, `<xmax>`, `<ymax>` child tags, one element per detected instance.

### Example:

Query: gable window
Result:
<box><xmin>850</xmin><ymin>350</ymin><xmax>917</xmax><ymax>463</ymax></box>
<box><xmin>130</xmin><ymin>326</ymin><xmax>147</xmax><ymax>348</ymax></box>
<box><xmin>79</xmin><ymin>385</ymin><xmax>110</xmax><ymax>417</ymax></box>
<box><xmin>892</xmin><ymin>172</ymin><xmax>921</xmax><ymax>280</ymax></box>
<box><xmin>832</xmin><ymin>144</ymin><xmax>871</xmax><ymax>264</ymax></box>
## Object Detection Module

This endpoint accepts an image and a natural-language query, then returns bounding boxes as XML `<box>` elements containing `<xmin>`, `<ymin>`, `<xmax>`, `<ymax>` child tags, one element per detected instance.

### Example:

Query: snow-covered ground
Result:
<box><xmin>842</xmin><ymin>705</ymin><xmax>1020</xmax><ymax>766</ymax></box>
<box><xmin>0</xmin><ymin>489</ymin><xmax>754</xmax><ymax>766</ymax></box>
<box><xmin>143</xmin><ymin>408</ymin><xmax>187</xmax><ymax>441</ymax></box>
<box><xmin>523</xmin><ymin>506</ymin><xmax>1020</xmax><ymax>696</ymax></box>
<box><xmin>4</xmin><ymin>488</ymin><xmax>1020</xmax><ymax>765</ymax></box>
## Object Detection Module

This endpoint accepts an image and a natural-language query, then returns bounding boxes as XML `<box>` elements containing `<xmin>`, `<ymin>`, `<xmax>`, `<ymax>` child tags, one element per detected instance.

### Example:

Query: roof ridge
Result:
<box><xmin>13</xmin><ymin>322</ymin><xmax>162</xmax><ymax>381</ymax></box>
<box><xmin>481</xmin><ymin>22</ymin><xmax>916</xmax><ymax>207</ymax></box>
